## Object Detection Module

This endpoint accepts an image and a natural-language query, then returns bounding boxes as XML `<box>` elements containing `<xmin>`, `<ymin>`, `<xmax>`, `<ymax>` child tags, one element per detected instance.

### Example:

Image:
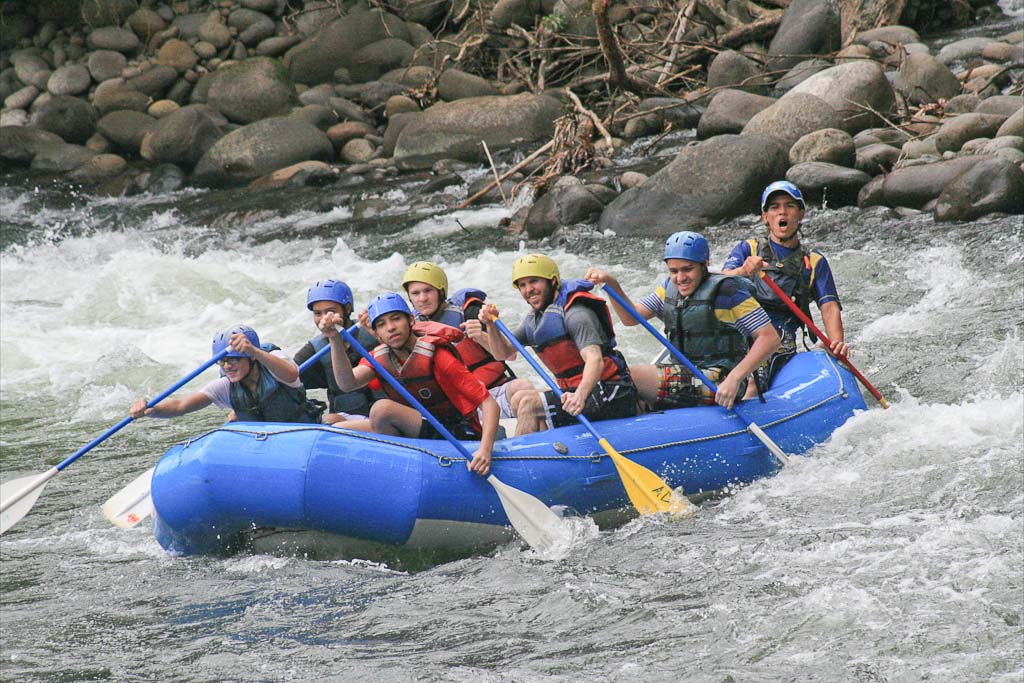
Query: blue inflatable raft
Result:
<box><xmin>152</xmin><ymin>351</ymin><xmax>866</xmax><ymax>557</ymax></box>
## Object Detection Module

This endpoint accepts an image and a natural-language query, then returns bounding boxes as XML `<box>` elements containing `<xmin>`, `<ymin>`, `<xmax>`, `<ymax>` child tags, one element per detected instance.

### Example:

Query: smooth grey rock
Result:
<box><xmin>198</xmin><ymin>12</ymin><xmax>232</xmax><ymax>49</ymax></box>
<box><xmin>707</xmin><ymin>50</ymin><xmax>769</xmax><ymax>94</ymax></box>
<box><xmin>29</xmin><ymin>94</ymin><xmax>98</xmax><ymax>143</ymax></box>
<box><xmin>934</xmin><ymin>156</ymin><xmax>1024</xmax><ymax>221</ymax></box>
<box><xmin>597</xmin><ymin>134</ymin><xmax>790</xmax><ymax>235</ymax></box>
<box><xmin>0</xmin><ymin>125</ymin><xmax>64</xmax><ymax>165</ymax></box>
<box><xmin>937</xmin><ymin>37</ymin><xmax>996</xmax><ymax>65</ymax></box>
<box><xmin>126</xmin><ymin>7</ymin><xmax>167</xmax><ymax>41</ymax></box>
<box><xmin>437</xmin><ymin>68</ymin><xmax>497</xmax><ymax>101</ymax></box>
<box><xmin>773</xmin><ymin>58</ymin><xmax>830</xmax><ymax>96</ymax></box>
<box><xmin>525</xmin><ymin>182</ymin><xmax>605</xmax><ymax>238</ymax></box>
<box><xmin>67</xmin><ymin>153</ymin><xmax>128</xmax><ymax>182</ymax></box>
<box><xmin>766</xmin><ymin>0</ymin><xmax>840</xmax><ymax>73</ymax></box>
<box><xmin>976</xmin><ymin>96</ymin><xmax>1024</xmax><ymax>118</ymax></box>
<box><xmin>47</xmin><ymin>63</ymin><xmax>92</xmax><ymax>96</ymax></box>
<box><xmin>29</xmin><ymin>141</ymin><xmax>97</xmax><ymax>171</ymax></box>
<box><xmin>340</xmin><ymin>138</ymin><xmax>375</xmax><ymax>163</ymax></box>
<box><xmin>228</xmin><ymin>9</ymin><xmax>276</xmax><ymax>46</ymax></box>
<box><xmin>997</xmin><ymin>109</ymin><xmax>1024</xmax><ymax>138</ymax></box>
<box><xmin>96</xmin><ymin>109</ymin><xmax>157</xmax><ymax>152</ymax></box>
<box><xmin>139</xmin><ymin>105</ymin><xmax>223</xmax><ymax>167</ymax></box>
<box><xmin>892</xmin><ymin>52</ymin><xmax>960</xmax><ymax>106</ymax></box>
<box><xmin>855</xmin><ymin>142</ymin><xmax>901</xmax><ymax>175</ymax></box>
<box><xmin>853</xmin><ymin>25</ymin><xmax>920</xmax><ymax>47</ymax></box>
<box><xmin>82</xmin><ymin>0</ymin><xmax>139</xmax><ymax>28</ymax></box>
<box><xmin>789</xmin><ymin>128</ymin><xmax>855</xmax><ymax>167</ymax></box>
<box><xmin>381</xmin><ymin>66</ymin><xmax>437</xmax><ymax>89</ymax></box>
<box><xmin>256</xmin><ymin>35</ymin><xmax>302</xmax><ymax>57</ymax></box>
<box><xmin>784</xmin><ymin>60</ymin><xmax>895</xmax><ymax>133</ymax></box>
<box><xmin>393</xmin><ymin>92</ymin><xmax>560</xmax><ymax>168</ymax></box>
<box><xmin>157</xmin><ymin>39</ymin><xmax>199</xmax><ymax>74</ymax></box>
<box><xmin>350</xmin><ymin>38</ymin><xmax>415</xmax><ymax>83</ymax></box>
<box><xmin>944</xmin><ymin>94</ymin><xmax>980</xmax><ymax>115</ymax></box>
<box><xmin>86</xmin><ymin>26</ymin><xmax>141</xmax><ymax>53</ymax></box>
<box><xmin>283</xmin><ymin>8</ymin><xmax>411</xmax><ymax>86</ymax></box>
<box><xmin>206</xmin><ymin>57</ymin><xmax>298</xmax><ymax>124</ymax></box>
<box><xmin>13</xmin><ymin>53</ymin><xmax>52</xmax><ymax>91</ymax></box>
<box><xmin>742</xmin><ymin>92</ymin><xmax>843</xmax><ymax>147</ymax></box>
<box><xmin>882</xmin><ymin>156</ymin><xmax>986</xmax><ymax>208</ymax></box>
<box><xmin>637</xmin><ymin>97</ymin><xmax>702</xmax><ymax>130</ymax></box>
<box><xmin>785</xmin><ymin>161</ymin><xmax>871</xmax><ymax>207</ymax></box>
<box><xmin>697</xmin><ymin>89</ymin><xmax>776</xmax><ymax>139</ymax></box>
<box><xmin>87</xmin><ymin>50</ymin><xmax>127</xmax><ymax>82</ymax></box>
<box><xmin>93</xmin><ymin>84</ymin><xmax>152</xmax><ymax>114</ymax></box>
<box><xmin>488</xmin><ymin>0</ymin><xmax>542</xmax><ymax>31</ymax></box>
<box><xmin>4</xmin><ymin>85</ymin><xmax>39</xmax><ymax>110</ymax></box>
<box><xmin>932</xmin><ymin>113</ymin><xmax>1008</xmax><ymax>154</ymax></box>
<box><xmin>192</xmin><ymin>116</ymin><xmax>334</xmax><ymax>186</ymax></box>
<box><xmin>290</xmin><ymin>104</ymin><xmax>338</xmax><ymax>130</ymax></box>
<box><xmin>125</xmin><ymin>64</ymin><xmax>178</xmax><ymax>98</ymax></box>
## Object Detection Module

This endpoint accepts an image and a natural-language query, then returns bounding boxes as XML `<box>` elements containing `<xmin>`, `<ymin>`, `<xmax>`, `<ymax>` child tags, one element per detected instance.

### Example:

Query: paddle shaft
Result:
<box><xmin>601</xmin><ymin>286</ymin><xmax>790</xmax><ymax>466</ymax></box>
<box><xmin>0</xmin><ymin>348</ymin><xmax>229</xmax><ymax>516</ymax></box>
<box><xmin>758</xmin><ymin>272</ymin><xmax>889</xmax><ymax>408</ymax></box>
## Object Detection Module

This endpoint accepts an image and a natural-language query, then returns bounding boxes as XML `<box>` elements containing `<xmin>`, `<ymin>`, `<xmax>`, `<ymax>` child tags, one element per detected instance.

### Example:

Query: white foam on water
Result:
<box><xmin>222</xmin><ymin>554</ymin><xmax>293</xmax><ymax>574</ymax></box>
<box><xmin>998</xmin><ymin>0</ymin><xmax>1023</xmax><ymax>16</ymax></box>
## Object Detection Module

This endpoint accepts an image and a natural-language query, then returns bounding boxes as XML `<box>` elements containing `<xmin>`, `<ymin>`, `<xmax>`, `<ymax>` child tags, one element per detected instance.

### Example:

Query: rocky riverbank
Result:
<box><xmin>1</xmin><ymin>0</ymin><xmax>1022</xmax><ymax>235</ymax></box>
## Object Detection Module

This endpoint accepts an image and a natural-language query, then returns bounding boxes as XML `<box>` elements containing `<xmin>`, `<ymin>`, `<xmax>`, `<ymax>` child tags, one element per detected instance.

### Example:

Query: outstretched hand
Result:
<box><xmin>129</xmin><ymin>398</ymin><xmax>154</xmax><ymax>420</ymax></box>
<box><xmin>478</xmin><ymin>303</ymin><xmax>499</xmax><ymax>325</ymax></box>
<box><xmin>317</xmin><ymin>310</ymin><xmax>345</xmax><ymax>337</ymax></box>
<box><xmin>467</xmin><ymin>446</ymin><xmax>492</xmax><ymax>476</ymax></box>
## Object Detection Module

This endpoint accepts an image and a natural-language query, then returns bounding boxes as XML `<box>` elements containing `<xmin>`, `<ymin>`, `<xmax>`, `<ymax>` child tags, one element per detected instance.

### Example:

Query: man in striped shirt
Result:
<box><xmin>586</xmin><ymin>231</ymin><xmax>779</xmax><ymax>410</ymax></box>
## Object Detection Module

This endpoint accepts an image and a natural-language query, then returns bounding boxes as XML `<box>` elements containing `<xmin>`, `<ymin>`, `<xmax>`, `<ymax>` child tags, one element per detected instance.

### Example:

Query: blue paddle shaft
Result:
<box><xmin>491</xmin><ymin>318</ymin><xmax>603</xmax><ymax>438</ymax></box>
<box><xmin>297</xmin><ymin>324</ymin><xmax>357</xmax><ymax>373</ymax></box>
<box><xmin>337</xmin><ymin>327</ymin><xmax>475</xmax><ymax>461</ymax></box>
<box><xmin>56</xmin><ymin>348</ymin><xmax>231</xmax><ymax>471</ymax></box>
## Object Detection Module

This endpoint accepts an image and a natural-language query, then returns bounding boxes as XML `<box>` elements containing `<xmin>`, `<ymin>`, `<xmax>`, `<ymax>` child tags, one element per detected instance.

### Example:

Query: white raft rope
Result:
<box><xmin>172</xmin><ymin>354</ymin><xmax>850</xmax><ymax>467</ymax></box>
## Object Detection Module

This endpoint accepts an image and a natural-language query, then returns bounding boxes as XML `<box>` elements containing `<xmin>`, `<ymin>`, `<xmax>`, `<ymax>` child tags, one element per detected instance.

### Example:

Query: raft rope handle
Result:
<box><xmin>175</xmin><ymin>353</ymin><xmax>850</xmax><ymax>464</ymax></box>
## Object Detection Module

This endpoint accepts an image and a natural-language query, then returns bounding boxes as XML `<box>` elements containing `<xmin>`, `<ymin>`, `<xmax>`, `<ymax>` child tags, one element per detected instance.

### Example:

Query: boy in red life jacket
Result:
<box><xmin>479</xmin><ymin>254</ymin><xmax>639</xmax><ymax>436</ymax></box>
<box><xmin>318</xmin><ymin>291</ymin><xmax>499</xmax><ymax>476</ymax></box>
<box><xmin>400</xmin><ymin>261</ymin><xmax>537</xmax><ymax>421</ymax></box>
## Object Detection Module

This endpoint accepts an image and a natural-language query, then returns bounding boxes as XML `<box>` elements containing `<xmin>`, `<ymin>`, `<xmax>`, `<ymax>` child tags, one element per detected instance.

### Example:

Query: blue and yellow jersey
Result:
<box><xmin>638</xmin><ymin>276</ymin><xmax>773</xmax><ymax>339</ymax></box>
<box><xmin>723</xmin><ymin>239</ymin><xmax>841</xmax><ymax>308</ymax></box>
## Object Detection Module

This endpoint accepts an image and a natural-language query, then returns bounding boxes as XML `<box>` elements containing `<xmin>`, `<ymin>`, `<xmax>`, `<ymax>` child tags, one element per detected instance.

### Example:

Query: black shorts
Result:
<box><xmin>418</xmin><ymin>417</ymin><xmax>480</xmax><ymax>441</ymax></box>
<box><xmin>543</xmin><ymin>380</ymin><xmax>639</xmax><ymax>429</ymax></box>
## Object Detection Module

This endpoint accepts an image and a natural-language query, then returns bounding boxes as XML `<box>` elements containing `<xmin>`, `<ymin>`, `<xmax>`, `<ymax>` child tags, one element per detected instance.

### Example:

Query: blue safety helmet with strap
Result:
<box><xmin>306</xmin><ymin>279</ymin><xmax>353</xmax><ymax>310</ymax></box>
<box><xmin>663</xmin><ymin>231</ymin><xmax>710</xmax><ymax>265</ymax></box>
<box><xmin>760</xmin><ymin>180</ymin><xmax>805</xmax><ymax>212</ymax></box>
<box><xmin>367</xmin><ymin>292</ymin><xmax>412</xmax><ymax>327</ymax></box>
<box><xmin>212</xmin><ymin>324</ymin><xmax>260</xmax><ymax>358</ymax></box>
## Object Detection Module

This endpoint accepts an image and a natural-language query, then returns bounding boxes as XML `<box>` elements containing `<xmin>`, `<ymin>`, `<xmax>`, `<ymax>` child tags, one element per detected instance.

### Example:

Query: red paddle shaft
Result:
<box><xmin>759</xmin><ymin>272</ymin><xmax>890</xmax><ymax>409</ymax></box>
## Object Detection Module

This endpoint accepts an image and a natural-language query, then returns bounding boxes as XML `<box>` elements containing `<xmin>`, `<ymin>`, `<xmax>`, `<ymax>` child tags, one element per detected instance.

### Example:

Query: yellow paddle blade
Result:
<box><xmin>599</xmin><ymin>439</ymin><xmax>697</xmax><ymax>518</ymax></box>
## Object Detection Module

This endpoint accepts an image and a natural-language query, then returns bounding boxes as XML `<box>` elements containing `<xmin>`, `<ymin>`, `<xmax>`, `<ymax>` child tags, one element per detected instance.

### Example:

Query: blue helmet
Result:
<box><xmin>663</xmin><ymin>231</ymin><xmax>710</xmax><ymax>264</ymax></box>
<box><xmin>760</xmin><ymin>181</ymin><xmax>805</xmax><ymax>212</ymax></box>
<box><xmin>212</xmin><ymin>324</ymin><xmax>260</xmax><ymax>359</ymax></box>
<box><xmin>367</xmin><ymin>292</ymin><xmax>412</xmax><ymax>326</ymax></box>
<box><xmin>306</xmin><ymin>279</ymin><xmax>353</xmax><ymax>310</ymax></box>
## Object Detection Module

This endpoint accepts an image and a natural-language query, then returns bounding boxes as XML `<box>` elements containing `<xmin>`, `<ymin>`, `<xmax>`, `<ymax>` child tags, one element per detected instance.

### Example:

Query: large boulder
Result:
<box><xmin>742</xmin><ymin>92</ymin><xmax>844</xmax><ymax>147</ymax></box>
<box><xmin>597</xmin><ymin>134</ymin><xmax>790</xmax><ymax>236</ymax></box>
<box><xmin>349</xmin><ymin>38</ymin><xmax>416</xmax><ymax>83</ymax></box>
<box><xmin>96</xmin><ymin>110</ymin><xmax>157</xmax><ymax>153</ymax></box>
<box><xmin>206</xmin><ymin>57</ymin><xmax>298</xmax><ymax>124</ymax></box>
<box><xmin>125</xmin><ymin>64</ymin><xmax>178</xmax><ymax>98</ymax></box>
<box><xmin>766</xmin><ymin>0</ymin><xmax>841</xmax><ymax>73</ymax></box>
<box><xmin>525</xmin><ymin>178</ymin><xmax>607</xmax><ymax>239</ymax></box>
<box><xmin>881</xmin><ymin>157</ymin><xmax>986</xmax><ymax>208</ymax></box>
<box><xmin>82</xmin><ymin>0</ymin><xmax>139</xmax><ymax>27</ymax></box>
<box><xmin>29</xmin><ymin>95</ymin><xmax>99</xmax><ymax>144</ymax></box>
<box><xmin>87</xmin><ymin>50</ymin><xmax>128</xmax><ymax>82</ymax></box>
<box><xmin>933</xmin><ymin>156</ymin><xmax>1024</xmax><ymax>222</ymax></box>
<box><xmin>788</xmin><ymin>128</ymin><xmax>855</xmax><ymax>167</ymax></box>
<box><xmin>192</xmin><ymin>116</ymin><xmax>334</xmax><ymax>186</ymax></box>
<box><xmin>785</xmin><ymin>161</ymin><xmax>871</xmax><ymax>208</ymax></box>
<box><xmin>773</xmin><ymin>58</ymin><xmax>831</xmax><ymax>96</ymax></box>
<box><xmin>0</xmin><ymin>126</ymin><xmax>64</xmax><ymax>166</ymax></box>
<box><xmin>437</xmin><ymin>69</ymin><xmax>498</xmax><ymax>101</ymax></box>
<box><xmin>637</xmin><ymin>97</ymin><xmax>703</xmax><ymax>130</ymax></box>
<box><xmin>283</xmin><ymin>9</ymin><xmax>410</xmax><ymax>86</ymax></box>
<box><xmin>393</xmin><ymin>93</ymin><xmax>561</xmax><ymax>168</ymax></box>
<box><xmin>783</xmin><ymin>60</ymin><xmax>895</xmax><ymax>133</ymax></box>
<box><xmin>697</xmin><ymin>89</ymin><xmax>776</xmax><ymax>139</ymax></box>
<box><xmin>707</xmin><ymin>50</ymin><xmax>769</xmax><ymax>94</ymax></box>
<box><xmin>30</xmin><ymin>142</ymin><xmax>97</xmax><ymax>172</ymax></box>
<box><xmin>892</xmin><ymin>53</ymin><xmax>961</xmax><ymax>106</ymax></box>
<box><xmin>997</xmin><ymin>109</ymin><xmax>1024</xmax><ymax>138</ymax></box>
<box><xmin>976</xmin><ymin>96</ymin><xmax>1024</xmax><ymax>118</ymax></box>
<box><xmin>932</xmin><ymin>113</ymin><xmax>1008</xmax><ymax>154</ymax></box>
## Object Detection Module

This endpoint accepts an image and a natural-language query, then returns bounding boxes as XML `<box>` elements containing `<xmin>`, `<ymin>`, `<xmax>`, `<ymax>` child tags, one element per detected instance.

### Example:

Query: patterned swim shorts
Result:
<box><xmin>655</xmin><ymin>365</ymin><xmax>724</xmax><ymax>409</ymax></box>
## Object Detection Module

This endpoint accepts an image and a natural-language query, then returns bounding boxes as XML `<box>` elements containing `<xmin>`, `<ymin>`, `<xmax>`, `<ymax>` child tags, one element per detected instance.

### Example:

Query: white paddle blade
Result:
<box><xmin>102</xmin><ymin>467</ymin><xmax>155</xmax><ymax>529</ymax></box>
<box><xmin>487</xmin><ymin>475</ymin><xmax>567</xmax><ymax>553</ymax></box>
<box><xmin>1</xmin><ymin>468</ymin><xmax>58</xmax><ymax>535</ymax></box>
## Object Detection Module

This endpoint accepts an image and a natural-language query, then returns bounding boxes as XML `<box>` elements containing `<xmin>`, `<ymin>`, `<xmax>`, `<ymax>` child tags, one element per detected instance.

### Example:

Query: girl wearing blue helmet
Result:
<box><xmin>129</xmin><ymin>325</ymin><xmax>322</xmax><ymax>424</ymax></box>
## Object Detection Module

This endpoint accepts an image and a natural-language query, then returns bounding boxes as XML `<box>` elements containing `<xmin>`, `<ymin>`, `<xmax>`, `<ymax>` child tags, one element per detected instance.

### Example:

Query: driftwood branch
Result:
<box><xmin>455</xmin><ymin>140</ymin><xmax>555</xmax><ymax>209</ymax></box>
<box><xmin>592</xmin><ymin>0</ymin><xmax>664</xmax><ymax>96</ymax></box>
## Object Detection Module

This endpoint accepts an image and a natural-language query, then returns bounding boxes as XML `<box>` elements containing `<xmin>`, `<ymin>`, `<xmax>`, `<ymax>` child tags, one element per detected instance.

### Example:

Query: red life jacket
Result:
<box><xmin>421</xmin><ymin>288</ymin><xmax>512</xmax><ymax>389</ymax></box>
<box><xmin>371</xmin><ymin>320</ymin><xmax>468</xmax><ymax>424</ymax></box>
<box><xmin>525</xmin><ymin>279</ymin><xmax>628</xmax><ymax>390</ymax></box>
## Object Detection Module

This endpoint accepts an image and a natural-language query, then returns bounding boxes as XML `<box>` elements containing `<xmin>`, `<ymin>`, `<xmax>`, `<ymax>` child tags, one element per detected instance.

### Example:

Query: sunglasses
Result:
<box><xmin>217</xmin><ymin>357</ymin><xmax>247</xmax><ymax>367</ymax></box>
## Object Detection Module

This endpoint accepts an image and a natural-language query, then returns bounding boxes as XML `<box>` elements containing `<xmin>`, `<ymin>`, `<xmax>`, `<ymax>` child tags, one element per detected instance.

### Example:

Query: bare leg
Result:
<box><xmin>629</xmin><ymin>364</ymin><xmax>662</xmax><ymax>406</ymax></box>
<box><xmin>511</xmin><ymin>389</ymin><xmax>548</xmax><ymax>436</ymax></box>
<box><xmin>502</xmin><ymin>378</ymin><xmax>535</xmax><ymax>411</ymax></box>
<box><xmin>369</xmin><ymin>399</ymin><xmax>425</xmax><ymax>437</ymax></box>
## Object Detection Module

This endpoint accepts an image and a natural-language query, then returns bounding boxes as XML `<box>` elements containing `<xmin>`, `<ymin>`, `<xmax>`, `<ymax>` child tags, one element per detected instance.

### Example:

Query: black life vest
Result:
<box><xmin>230</xmin><ymin>361</ymin><xmax>324</xmax><ymax>423</ymax></box>
<box><xmin>747</xmin><ymin>237</ymin><xmax>818</xmax><ymax>342</ymax></box>
<box><xmin>524</xmin><ymin>279</ymin><xmax>629</xmax><ymax>390</ymax></box>
<box><xmin>308</xmin><ymin>328</ymin><xmax>380</xmax><ymax>415</ymax></box>
<box><xmin>662</xmin><ymin>273</ymin><xmax>750</xmax><ymax>375</ymax></box>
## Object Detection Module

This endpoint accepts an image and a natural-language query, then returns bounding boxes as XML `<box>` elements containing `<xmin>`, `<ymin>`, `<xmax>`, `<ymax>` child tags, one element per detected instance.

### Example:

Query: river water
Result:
<box><xmin>2</xmin><ymin>14</ymin><xmax>1023</xmax><ymax>683</ymax></box>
